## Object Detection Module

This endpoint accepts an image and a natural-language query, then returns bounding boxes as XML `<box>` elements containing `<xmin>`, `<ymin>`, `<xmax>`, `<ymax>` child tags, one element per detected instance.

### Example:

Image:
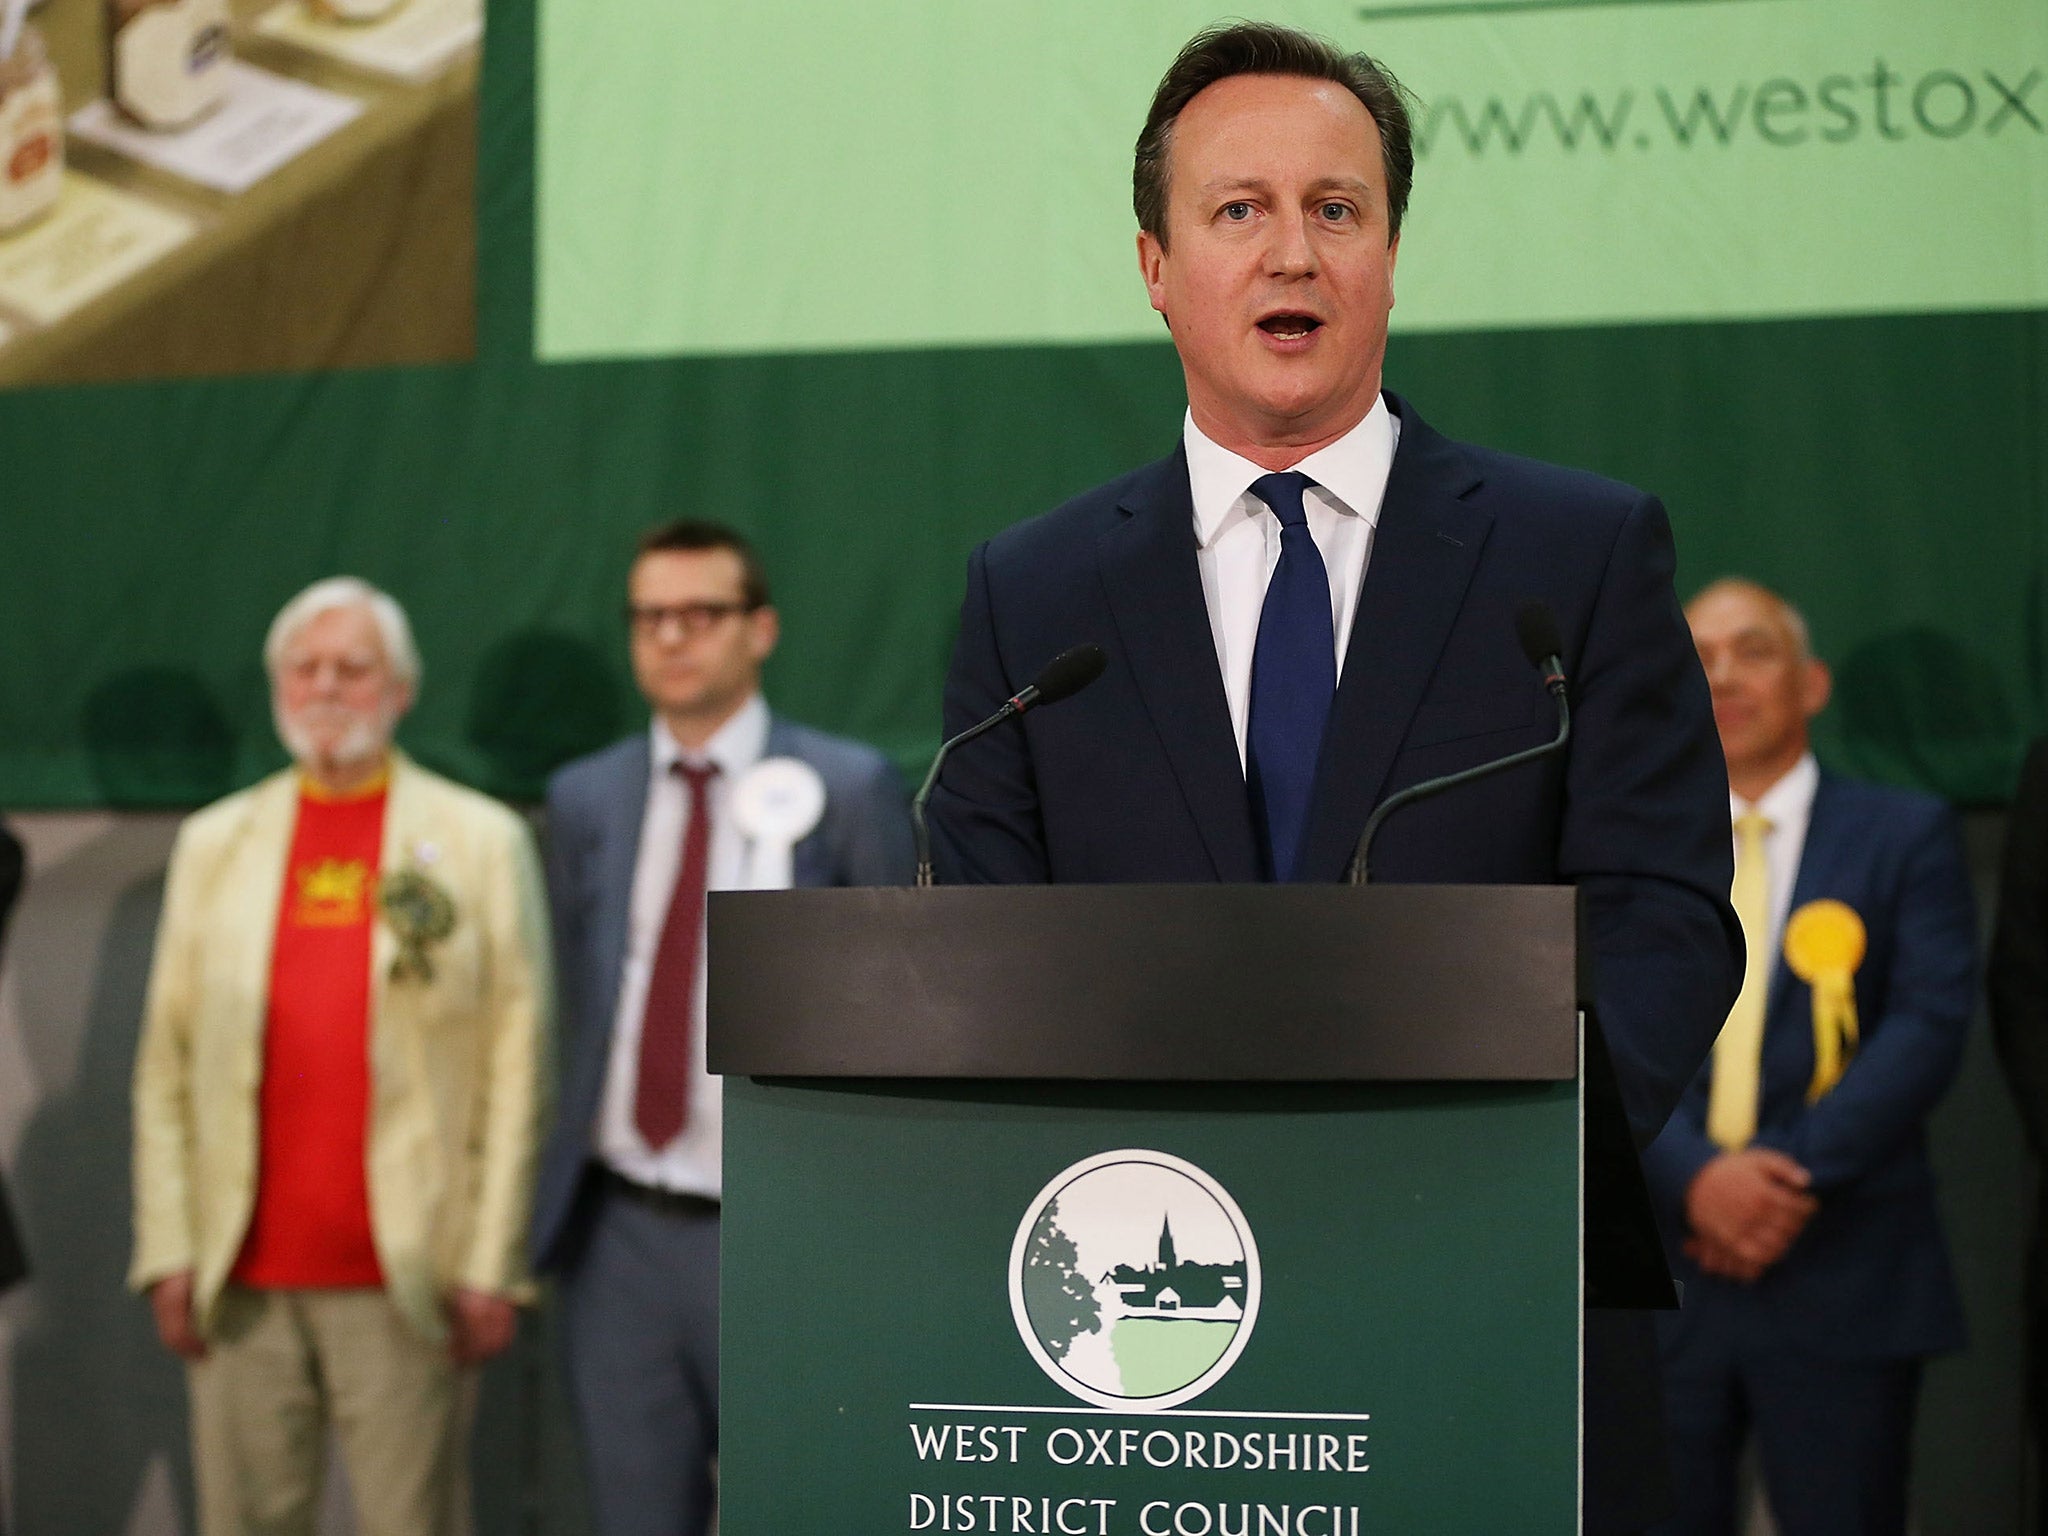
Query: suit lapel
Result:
<box><xmin>1767</xmin><ymin>774</ymin><xmax>1844</xmax><ymax>1027</ymax></box>
<box><xmin>1097</xmin><ymin>449</ymin><xmax>1260</xmax><ymax>882</ymax></box>
<box><xmin>1296</xmin><ymin>402</ymin><xmax>1493</xmax><ymax>881</ymax></box>
<box><xmin>592</xmin><ymin>740</ymin><xmax>652</xmax><ymax>1028</ymax></box>
<box><xmin>373</xmin><ymin>756</ymin><xmax>427</xmax><ymax>1054</ymax></box>
<box><xmin>763</xmin><ymin>715</ymin><xmax>828</xmax><ymax>888</ymax></box>
<box><xmin>224</xmin><ymin>771</ymin><xmax>298</xmax><ymax>1058</ymax></box>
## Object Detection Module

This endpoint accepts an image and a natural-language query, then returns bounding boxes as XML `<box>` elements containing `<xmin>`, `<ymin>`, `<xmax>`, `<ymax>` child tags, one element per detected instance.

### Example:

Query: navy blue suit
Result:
<box><xmin>1643</xmin><ymin>775</ymin><xmax>1974</xmax><ymax>1535</ymax></box>
<box><xmin>532</xmin><ymin>715</ymin><xmax>914</xmax><ymax>1536</ymax></box>
<box><xmin>931</xmin><ymin>394</ymin><xmax>1743</xmax><ymax>1530</ymax></box>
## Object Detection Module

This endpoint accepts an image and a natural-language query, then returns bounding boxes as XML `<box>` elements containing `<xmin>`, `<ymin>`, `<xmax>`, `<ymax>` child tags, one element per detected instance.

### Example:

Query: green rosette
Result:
<box><xmin>378</xmin><ymin>867</ymin><xmax>457</xmax><ymax>982</ymax></box>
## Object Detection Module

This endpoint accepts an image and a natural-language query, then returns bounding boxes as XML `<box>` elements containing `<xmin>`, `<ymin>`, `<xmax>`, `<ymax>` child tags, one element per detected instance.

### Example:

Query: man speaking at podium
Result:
<box><xmin>929</xmin><ymin>22</ymin><xmax>1742</xmax><ymax>1533</ymax></box>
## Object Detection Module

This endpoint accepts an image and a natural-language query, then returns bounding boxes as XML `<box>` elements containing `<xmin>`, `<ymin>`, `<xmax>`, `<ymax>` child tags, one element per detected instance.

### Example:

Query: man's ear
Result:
<box><xmin>1137</xmin><ymin>229</ymin><xmax>1169</xmax><ymax>318</ymax></box>
<box><xmin>749</xmin><ymin>606</ymin><xmax>781</xmax><ymax>665</ymax></box>
<box><xmin>1801</xmin><ymin>658</ymin><xmax>1833</xmax><ymax>721</ymax></box>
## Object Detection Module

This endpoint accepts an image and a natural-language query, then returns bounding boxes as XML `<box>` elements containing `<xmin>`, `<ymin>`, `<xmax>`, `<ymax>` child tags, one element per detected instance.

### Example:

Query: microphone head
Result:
<box><xmin>1029</xmin><ymin>643</ymin><xmax>1108</xmax><ymax>708</ymax></box>
<box><xmin>1515</xmin><ymin>601</ymin><xmax>1564</xmax><ymax>670</ymax></box>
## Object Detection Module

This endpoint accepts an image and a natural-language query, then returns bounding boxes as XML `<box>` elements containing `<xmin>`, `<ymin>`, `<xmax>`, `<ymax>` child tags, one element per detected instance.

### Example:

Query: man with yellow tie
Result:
<box><xmin>1644</xmin><ymin>579</ymin><xmax>1975</xmax><ymax>1536</ymax></box>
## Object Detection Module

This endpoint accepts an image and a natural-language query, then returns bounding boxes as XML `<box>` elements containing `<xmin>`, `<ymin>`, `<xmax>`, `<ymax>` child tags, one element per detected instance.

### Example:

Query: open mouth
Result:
<box><xmin>1257</xmin><ymin>313</ymin><xmax>1323</xmax><ymax>340</ymax></box>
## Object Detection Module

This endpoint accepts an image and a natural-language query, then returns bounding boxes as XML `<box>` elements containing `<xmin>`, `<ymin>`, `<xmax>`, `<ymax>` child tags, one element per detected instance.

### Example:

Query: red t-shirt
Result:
<box><xmin>231</xmin><ymin>780</ymin><xmax>388</xmax><ymax>1289</ymax></box>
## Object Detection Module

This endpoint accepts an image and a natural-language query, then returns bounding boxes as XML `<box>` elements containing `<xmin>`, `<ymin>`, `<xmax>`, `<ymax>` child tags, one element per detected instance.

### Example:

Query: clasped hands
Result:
<box><xmin>148</xmin><ymin>1271</ymin><xmax>518</xmax><ymax>1365</ymax></box>
<box><xmin>1683</xmin><ymin>1147</ymin><xmax>1817</xmax><ymax>1283</ymax></box>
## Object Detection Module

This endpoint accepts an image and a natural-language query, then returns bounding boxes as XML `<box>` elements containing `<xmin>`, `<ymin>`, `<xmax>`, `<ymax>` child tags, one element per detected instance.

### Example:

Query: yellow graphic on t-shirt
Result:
<box><xmin>292</xmin><ymin>858</ymin><xmax>371</xmax><ymax>927</ymax></box>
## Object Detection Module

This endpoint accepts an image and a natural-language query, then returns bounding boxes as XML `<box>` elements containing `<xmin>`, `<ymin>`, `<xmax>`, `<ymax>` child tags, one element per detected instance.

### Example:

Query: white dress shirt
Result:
<box><xmin>1185</xmin><ymin>397</ymin><xmax>1401</xmax><ymax>766</ymax></box>
<box><xmin>1731</xmin><ymin>751</ymin><xmax>1820</xmax><ymax>976</ymax></box>
<box><xmin>595</xmin><ymin>695</ymin><xmax>779</xmax><ymax>1199</ymax></box>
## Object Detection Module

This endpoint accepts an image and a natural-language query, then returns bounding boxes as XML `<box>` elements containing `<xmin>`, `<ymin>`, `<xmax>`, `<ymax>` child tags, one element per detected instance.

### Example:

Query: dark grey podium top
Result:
<box><xmin>707</xmin><ymin>884</ymin><xmax>1577</xmax><ymax>1082</ymax></box>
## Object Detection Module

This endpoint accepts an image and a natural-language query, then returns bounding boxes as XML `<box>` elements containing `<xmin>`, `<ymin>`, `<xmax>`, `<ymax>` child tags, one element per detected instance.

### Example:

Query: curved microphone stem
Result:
<box><xmin>1346</xmin><ymin>673</ymin><xmax>1571</xmax><ymax>885</ymax></box>
<box><xmin>909</xmin><ymin>643</ymin><xmax>1104</xmax><ymax>886</ymax></box>
<box><xmin>911</xmin><ymin>696</ymin><xmax>1030</xmax><ymax>887</ymax></box>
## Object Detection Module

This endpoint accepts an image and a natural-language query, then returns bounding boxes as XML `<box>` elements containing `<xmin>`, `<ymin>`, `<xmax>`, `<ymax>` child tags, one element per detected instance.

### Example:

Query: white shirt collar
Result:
<box><xmin>1732</xmin><ymin>751</ymin><xmax>1820</xmax><ymax>827</ymax></box>
<box><xmin>1184</xmin><ymin>394</ymin><xmax>1400</xmax><ymax>550</ymax></box>
<box><xmin>648</xmin><ymin>692</ymin><xmax>770</xmax><ymax>782</ymax></box>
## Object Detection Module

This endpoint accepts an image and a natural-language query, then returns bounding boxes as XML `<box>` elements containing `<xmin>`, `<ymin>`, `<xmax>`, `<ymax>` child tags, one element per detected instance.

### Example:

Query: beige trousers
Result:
<box><xmin>187</xmin><ymin>1287</ymin><xmax>472</xmax><ymax>1536</ymax></box>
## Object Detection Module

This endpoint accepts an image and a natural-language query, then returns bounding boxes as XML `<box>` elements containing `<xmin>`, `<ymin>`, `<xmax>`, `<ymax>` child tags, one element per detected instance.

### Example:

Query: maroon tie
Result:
<box><xmin>634</xmin><ymin>761</ymin><xmax>719</xmax><ymax>1150</ymax></box>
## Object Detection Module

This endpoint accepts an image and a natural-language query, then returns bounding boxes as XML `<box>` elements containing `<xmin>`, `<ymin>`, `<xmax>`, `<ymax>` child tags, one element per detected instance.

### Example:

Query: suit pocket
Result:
<box><xmin>1403</xmin><ymin>686</ymin><xmax>1546</xmax><ymax>749</ymax></box>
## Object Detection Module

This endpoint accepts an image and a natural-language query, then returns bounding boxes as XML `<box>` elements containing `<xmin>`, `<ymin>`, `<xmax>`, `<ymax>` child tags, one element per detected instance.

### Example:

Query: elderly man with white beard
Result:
<box><xmin>130</xmin><ymin>576</ymin><xmax>551</xmax><ymax>1536</ymax></box>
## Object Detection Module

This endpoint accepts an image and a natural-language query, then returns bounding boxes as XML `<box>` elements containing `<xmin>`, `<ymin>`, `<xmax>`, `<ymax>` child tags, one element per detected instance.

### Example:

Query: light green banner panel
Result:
<box><xmin>536</xmin><ymin>0</ymin><xmax>2048</xmax><ymax>360</ymax></box>
<box><xmin>1385</xmin><ymin>0</ymin><xmax>2048</xmax><ymax>331</ymax></box>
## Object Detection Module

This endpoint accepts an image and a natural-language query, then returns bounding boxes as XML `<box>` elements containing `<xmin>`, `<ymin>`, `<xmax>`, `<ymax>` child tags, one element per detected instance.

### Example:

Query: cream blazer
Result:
<box><xmin>129</xmin><ymin>753</ymin><xmax>552</xmax><ymax>1343</ymax></box>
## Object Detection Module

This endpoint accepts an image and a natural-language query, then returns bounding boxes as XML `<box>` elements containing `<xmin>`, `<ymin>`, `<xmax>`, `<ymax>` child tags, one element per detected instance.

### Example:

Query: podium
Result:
<box><xmin>708</xmin><ymin>884</ymin><xmax>1651</xmax><ymax>1536</ymax></box>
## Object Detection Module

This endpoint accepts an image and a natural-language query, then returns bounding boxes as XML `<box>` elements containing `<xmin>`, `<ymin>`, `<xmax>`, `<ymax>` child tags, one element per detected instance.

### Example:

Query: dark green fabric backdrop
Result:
<box><xmin>2</xmin><ymin>0</ymin><xmax>2042</xmax><ymax>809</ymax></box>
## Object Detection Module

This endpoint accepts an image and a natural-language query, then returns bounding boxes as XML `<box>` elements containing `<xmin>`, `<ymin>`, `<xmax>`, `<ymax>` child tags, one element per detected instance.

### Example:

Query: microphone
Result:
<box><xmin>1013</xmin><ymin>642</ymin><xmax>1107</xmax><ymax>712</ymax></box>
<box><xmin>1516</xmin><ymin>601</ymin><xmax>1566</xmax><ymax>692</ymax></box>
<box><xmin>912</xmin><ymin>643</ymin><xmax>1108</xmax><ymax>886</ymax></box>
<box><xmin>1345</xmin><ymin>602</ymin><xmax>1571</xmax><ymax>884</ymax></box>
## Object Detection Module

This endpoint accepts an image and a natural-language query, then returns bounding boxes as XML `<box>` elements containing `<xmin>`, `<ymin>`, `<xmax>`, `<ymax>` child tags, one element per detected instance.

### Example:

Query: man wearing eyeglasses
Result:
<box><xmin>530</xmin><ymin>519</ymin><xmax>915</xmax><ymax>1536</ymax></box>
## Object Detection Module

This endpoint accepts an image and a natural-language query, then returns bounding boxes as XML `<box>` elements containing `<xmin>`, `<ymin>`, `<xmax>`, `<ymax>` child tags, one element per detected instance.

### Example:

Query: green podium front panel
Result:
<box><xmin>723</xmin><ymin>1077</ymin><xmax>1581</xmax><ymax>1535</ymax></box>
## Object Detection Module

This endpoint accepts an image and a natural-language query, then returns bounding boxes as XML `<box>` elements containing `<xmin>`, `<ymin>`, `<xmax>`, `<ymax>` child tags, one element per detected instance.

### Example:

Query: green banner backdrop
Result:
<box><xmin>2</xmin><ymin>0</ymin><xmax>2045</xmax><ymax>809</ymax></box>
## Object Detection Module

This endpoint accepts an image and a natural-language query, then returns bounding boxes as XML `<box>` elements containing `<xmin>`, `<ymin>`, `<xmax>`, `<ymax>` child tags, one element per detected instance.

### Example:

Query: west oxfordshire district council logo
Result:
<box><xmin>1009</xmin><ymin>1150</ymin><xmax>1261</xmax><ymax>1411</ymax></box>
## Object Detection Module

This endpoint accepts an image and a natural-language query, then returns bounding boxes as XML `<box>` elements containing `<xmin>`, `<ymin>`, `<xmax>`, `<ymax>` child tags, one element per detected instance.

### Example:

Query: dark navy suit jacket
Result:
<box><xmin>931</xmin><ymin>395</ymin><xmax>1740</xmax><ymax>1144</ymax></box>
<box><xmin>929</xmin><ymin>394</ymin><xmax>1743</xmax><ymax>1530</ymax></box>
<box><xmin>1644</xmin><ymin>773</ymin><xmax>1973</xmax><ymax>1360</ymax></box>
<box><xmin>529</xmin><ymin>715</ymin><xmax>916</xmax><ymax>1272</ymax></box>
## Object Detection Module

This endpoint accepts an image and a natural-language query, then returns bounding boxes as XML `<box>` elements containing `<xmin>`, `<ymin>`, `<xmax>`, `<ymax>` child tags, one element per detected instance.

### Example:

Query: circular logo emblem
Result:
<box><xmin>1009</xmin><ymin>1150</ymin><xmax>1260</xmax><ymax>1411</ymax></box>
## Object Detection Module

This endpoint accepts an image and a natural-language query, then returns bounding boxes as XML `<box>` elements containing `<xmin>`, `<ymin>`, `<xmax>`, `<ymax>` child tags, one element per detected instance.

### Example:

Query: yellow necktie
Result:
<box><xmin>1707</xmin><ymin>809</ymin><xmax>1774</xmax><ymax>1150</ymax></box>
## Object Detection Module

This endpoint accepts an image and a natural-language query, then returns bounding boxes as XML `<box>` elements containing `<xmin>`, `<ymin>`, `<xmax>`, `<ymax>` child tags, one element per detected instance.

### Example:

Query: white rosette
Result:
<box><xmin>731</xmin><ymin>756</ymin><xmax>825</xmax><ymax>890</ymax></box>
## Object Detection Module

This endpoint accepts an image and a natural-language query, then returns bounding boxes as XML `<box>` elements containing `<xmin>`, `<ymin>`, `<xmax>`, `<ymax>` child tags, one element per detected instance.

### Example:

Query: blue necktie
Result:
<box><xmin>1245</xmin><ymin>472</ymin><xmax>1336</xmax><ymax>882</ymax></box>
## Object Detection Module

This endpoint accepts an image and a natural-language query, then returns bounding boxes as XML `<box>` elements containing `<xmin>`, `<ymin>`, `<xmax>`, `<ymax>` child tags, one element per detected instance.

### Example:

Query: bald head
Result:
<box><xmin>1686</xmin><ymin>577</ymin><xmax>1831</xmax><ymax>801</ymax></box>
<box><xmin>1688</xmin><ymin>578</ymin><xmax>1814</xmax><ymax>662</ymax></box>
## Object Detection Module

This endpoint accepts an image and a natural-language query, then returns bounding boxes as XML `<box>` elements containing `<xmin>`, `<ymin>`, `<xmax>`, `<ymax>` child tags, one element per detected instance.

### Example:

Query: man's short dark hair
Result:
<box><xmin>634</xmin><ymin>520</ymin><xmax>772</xmax><ymax>609</ymax></box>
<box><xmin>1134</xmin><ymin>21</ymin><xmax>1415</xmax><ymax>249</ymax></box>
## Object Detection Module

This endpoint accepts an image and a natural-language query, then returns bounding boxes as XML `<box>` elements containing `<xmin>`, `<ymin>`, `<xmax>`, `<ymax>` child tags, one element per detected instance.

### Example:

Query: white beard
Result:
<box><xmin>275</xmin><ymin>701</ymin><xmax>393</xmax><ymax>776</ymax></box>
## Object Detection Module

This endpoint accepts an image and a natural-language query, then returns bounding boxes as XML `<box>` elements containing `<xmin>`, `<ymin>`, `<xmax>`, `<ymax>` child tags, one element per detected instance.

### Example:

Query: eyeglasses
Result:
<box><xmin>626</xmin><ymin>601</ymin><xmax>756</xmax><ymax>637</ymax></box>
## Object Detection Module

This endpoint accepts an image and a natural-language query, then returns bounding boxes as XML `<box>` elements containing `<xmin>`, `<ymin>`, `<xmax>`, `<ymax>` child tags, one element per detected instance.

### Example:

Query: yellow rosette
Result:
<box><xmin>1784</xmin><ymin>899</ymin><xmax>1866</xmax><ymax>1102</ymax></box>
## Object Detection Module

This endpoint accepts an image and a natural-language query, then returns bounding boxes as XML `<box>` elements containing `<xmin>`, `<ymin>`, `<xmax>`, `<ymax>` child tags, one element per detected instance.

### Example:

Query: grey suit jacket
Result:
<box><xmin>529</xmin><ymin>713</ymin><xmax>915</xmax><ymax>1270</ymax></box>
